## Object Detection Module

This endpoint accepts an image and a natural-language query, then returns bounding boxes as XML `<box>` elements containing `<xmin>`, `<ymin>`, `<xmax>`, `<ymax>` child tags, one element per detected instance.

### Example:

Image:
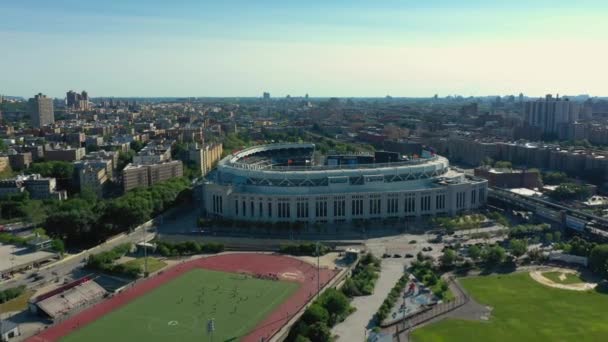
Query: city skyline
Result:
<box><xmin>2</xmin><ymin>0</ymin><xmax>608</xmax><ymax>97</ymax></box>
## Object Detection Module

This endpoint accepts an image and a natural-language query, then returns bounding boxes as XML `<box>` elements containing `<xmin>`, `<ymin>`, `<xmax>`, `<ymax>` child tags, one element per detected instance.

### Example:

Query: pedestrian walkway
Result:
<box><xmin>332</xmin><ymin>259</ymin><xmax>406</xmax><ymax>341</ymax></box>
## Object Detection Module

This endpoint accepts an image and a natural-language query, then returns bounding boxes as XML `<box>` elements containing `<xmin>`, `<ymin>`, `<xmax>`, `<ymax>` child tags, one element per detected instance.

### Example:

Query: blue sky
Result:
<box><xmin>1</xmin><ymin>0</ymin><xmax>607</xmax><ymax>97</ymax></box>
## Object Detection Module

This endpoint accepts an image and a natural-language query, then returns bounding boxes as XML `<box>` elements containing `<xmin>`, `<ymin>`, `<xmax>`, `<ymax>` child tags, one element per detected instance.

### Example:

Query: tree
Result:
<box><xmin>27</xmin><ymin>161</ymin><xmax>74</xmax><ymax>180</ymax></box>
<box><xmin>544</xmin><ymin>232</ymin><xmax>554</xmax><ymax>244</ymax></box>
<box><xmin>301</xmin><ymin>304</ymin><xmax>329</xmax><ymax>325</ymax></box>
<box><xmin>509</xmin><ymin>239</ymin><xmax>528</xmax><ymax>258</ymax></box>
<box><xmin>294</xmin><ymin>335</ymin><xmax>312</xmax><ymax>342</ymax></box>
<box><xmin>440</xmin><ymin>248</ymin><xmax>457</xmax><ymax>268</ymax></box>
<box><xmin>554</xmin><ymin>231</ymin><xmax>562</xmax><ymax>242</ymax></box>
<box><xmin>129</xmin><ymin>140</ymin><xmax>145</xmax><ymax>152</ymax></box>
<box><xmin>570</xmin><ymin>236</ymin><xmax>596</xmax><ymax>257</ymax></box>
<box><xmin>482</xmin><ymin>246</ymin><xmax>506</xmax><ymax>266</ymax></box>
<box><xmin>589</xmin><ymin>245</ymin><xmax>608</xmax><ymax>279</ymax></box>
<box><xmin>51</xmin><ymin>239</ymin><xmax>65</xmax><ymax>255</ymax></box>
<box><xmin>321</xmin><ymin>289</ymin><xmax>350</xmax><ymax>323</ymax></box>
<box><xmin>548</xmin><ymin>183</ymin><xmax>591</xmax><ymax>201</ymax></box>
<box><xmin>542</xmin><ymin>171</ymin><xmax>568</xmax><ymax>185</ymax></box>
<box><xmin>468</xmin><ymin>245</ymin><xmax>482</xmax><ymax>261</ymax></box>
<box><xmin>117</xmin><ymin>150</ymin><xmax>136</xmax><ymax>171</ymax></box>
<box><xmin>494</xmin><ymin>161</ymin><xmax>512</xmax><ymax>169</ymax></box>
<box><xmin>306</xmin><ymin>322</ymin><xmax>332</xmax><ymax>342</ymax></box>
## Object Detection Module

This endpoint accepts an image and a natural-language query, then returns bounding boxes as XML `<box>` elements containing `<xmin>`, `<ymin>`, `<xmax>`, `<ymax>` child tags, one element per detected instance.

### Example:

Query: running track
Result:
<box><xmin>27</xmin><ymin>253</ymin><xmax>339</xmax><ymax>342</ymax></box>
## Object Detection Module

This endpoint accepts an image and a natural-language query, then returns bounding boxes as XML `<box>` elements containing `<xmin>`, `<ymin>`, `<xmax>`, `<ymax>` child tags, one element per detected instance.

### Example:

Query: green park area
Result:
<box><xmin>122</xmin><ymin>257</ymin><xmax>168</xmax><ymax>274</ymax></box>
<box><xmin>412</xmin><ymin>272</ymin><xmax>608</xmax><ymax>342</ymax></box>
<box><xmin>61</xmin><ymin>269</ymin><xmax>298</xmax><ymax>342</ymax></box>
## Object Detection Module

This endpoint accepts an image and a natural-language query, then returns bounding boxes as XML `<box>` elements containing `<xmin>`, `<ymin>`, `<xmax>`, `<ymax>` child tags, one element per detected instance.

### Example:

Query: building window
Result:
<box><xmin>387</xmin><ymin>198</ymin><xmax>398</xmax><ymax>214</ymax></box>
<box><xmin>435</xmin><ymin>194</ymin><xmax>445</xmax><ymax>210</ymax></box>
<box><xmin>420</xmin><ymin>195</ymin><xmax>431</xmax><ymax>212</ymax></box>
<box><xmin>351</xmin><ymin>199</ymin><xmax>363</xmax><ymax>216</ymax></box>
<box><xmin>235</xmin><ymin>200</ymin><xmax>239</xmax><ymax>215</ymax></box>
<box><xmin>369</xmin><ymin>199</ymin><xmax>381</xmax><ymax>215</ymax></box>
<box><xmin>259</xmin><ymin>202</ymin><xmax>263</xmax><ymax>217</ymax></box>
<box><xmin>212</xmin><ymin>195</ymin><xmax>223</xmax><ymax>214</ymax></box>
<box><xmin>405</xmin><ymin>196</ymin><xmax>415</xmax><ymax>214</ymax></box>
<box><xmin>471</xmin><ymin>189</ymin><xmax>477</xmax><ymax>205</ymax></box>
<box><xmin>456</xmin><ymin>192</ymin><xmax>466</xmax><ymax>209</ymax></box>
<box><xmin>242</xmin><ymin>201</ymin><xmax>246</xmax><ymax>217</ymax></box>
<box><xmin>250</xmin><ymin>201</ymin><xmax>254</xmax><ymax>217</ymax></box>
<box><xmin>278</xmin><ymin>202</ymin><xmax>291</xmax><ymax>218</ymax></box>
<box><xmin>268</xmin><ymin>202</ymin><xmax>272</xmax><ymax>218</ymax></box>
<box><xmin>297</xmin><ymin>202</ymin><xmax>309</xmax><ymax>218</ymax></box>
<box><xmin>334</xmin><ymin>200</ymin><xmax>345</xmax><ymax>217</ymax></box>
<box><xmin>315</xmin><ymin>200</ymin><xmax>327</xmax><ymax>217</ymax></box>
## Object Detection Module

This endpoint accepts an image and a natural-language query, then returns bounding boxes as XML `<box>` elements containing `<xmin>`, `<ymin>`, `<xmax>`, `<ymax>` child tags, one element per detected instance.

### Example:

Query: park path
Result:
<box><xmin>332</xmin><ymin>259</ymin><xmax>405</xmax><ymax>341</ymax></box>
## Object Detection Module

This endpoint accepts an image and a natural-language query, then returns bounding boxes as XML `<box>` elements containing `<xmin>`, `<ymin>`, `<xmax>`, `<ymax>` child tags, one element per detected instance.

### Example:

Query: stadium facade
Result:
<box><xmin>202</xmin><ymin>143</ymin><xmax>488</xmax><ymax>223</ymax></box>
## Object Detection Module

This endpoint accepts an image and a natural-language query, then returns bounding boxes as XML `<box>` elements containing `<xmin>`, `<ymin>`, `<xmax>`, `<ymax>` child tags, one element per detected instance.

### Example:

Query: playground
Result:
<box><xmin>411</xmin><ymin>272</ymin><xmax>608</xmax><ymax>342</ymax></box>
<box><xmin>385</xmin><ymin>276</ymin><xmax>439</xmax><ymax>325</ymax></box>
<box><xmin>27</xmin><ymin>253</ymin><xmax>338</xmax><ymax>342</ymax></box>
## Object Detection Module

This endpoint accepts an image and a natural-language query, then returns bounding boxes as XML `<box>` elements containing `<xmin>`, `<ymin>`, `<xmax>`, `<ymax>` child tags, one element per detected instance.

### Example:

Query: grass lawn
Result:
<box><xmin>541</xmin><ymin>271</ymin><xmax>584</xmax><ymax>285</ymax></box>
<box><xmin>123</xmin><ymin>257</ymin><xmax>168</xmax><ymax>274</ymax></box>
<box><xmin>61</xmin><ymin>269</ymin><xmax>299</xmax><ymax>342</ymax></box>
<box><xmin>411</xmin><ymin>272</ymin><xmax>608</xmax><ymax>342</ymax></box>
<box><xmin>0</xmin><ymin>289</ymin><xmax>35</xmax><ymax>312</ymax></box>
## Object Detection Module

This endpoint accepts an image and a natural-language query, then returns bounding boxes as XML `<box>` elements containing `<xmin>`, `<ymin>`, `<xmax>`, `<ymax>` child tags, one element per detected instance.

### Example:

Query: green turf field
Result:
<box><xmin>61</xmin><ymin>269</ymin><xmax>299</xmax><ymax>342</ymax></box>
<box><xmin>541</xmin><ymin>271</ymin><xmax>584</xmax><ymax>285</ymax></box>
<box><xmin>411</xmin><ymin>272</ymin><xmax>608</xmax><ymax>342</ymax></box>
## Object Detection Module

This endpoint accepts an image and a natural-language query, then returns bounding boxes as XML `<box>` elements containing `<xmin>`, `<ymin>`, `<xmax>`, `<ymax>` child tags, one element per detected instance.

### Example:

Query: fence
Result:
<box><xmin>393</xmin><ymin>276</ymin><xmax>469</xmax><ymax>337</ymax></box>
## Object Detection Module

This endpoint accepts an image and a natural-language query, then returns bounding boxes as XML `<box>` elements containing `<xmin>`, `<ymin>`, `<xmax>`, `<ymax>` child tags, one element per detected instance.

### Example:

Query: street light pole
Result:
<box><xmin>316</xmin><ymin>241</ymin><xmax>320</xmax><ymax>300</ymax></box>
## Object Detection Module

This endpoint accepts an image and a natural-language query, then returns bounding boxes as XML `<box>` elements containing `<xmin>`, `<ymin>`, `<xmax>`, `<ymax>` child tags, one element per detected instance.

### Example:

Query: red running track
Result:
<box><xmin>27</xmin><ymin>253</ymin><xmax>339</xmax><ymax>342</ymax></box>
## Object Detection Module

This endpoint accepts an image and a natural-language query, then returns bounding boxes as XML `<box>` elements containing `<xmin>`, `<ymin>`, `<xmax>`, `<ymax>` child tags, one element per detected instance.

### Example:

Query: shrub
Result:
<box><xmin>0</xmin><ymin>285</ymin><xmax>26</xmax><ymax>304</ymax></box>
<box><xmin>279</xmin><ymin>243</ymin><xmax>330</xmax><ymax>256</ymax></box>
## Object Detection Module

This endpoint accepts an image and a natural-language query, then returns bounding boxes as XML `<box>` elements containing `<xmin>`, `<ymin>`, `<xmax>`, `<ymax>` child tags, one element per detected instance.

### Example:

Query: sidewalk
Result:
<box><xmin>332</xmin><ymin>259</ymin><xmax>406</xmax><ymax>341</ymax></box>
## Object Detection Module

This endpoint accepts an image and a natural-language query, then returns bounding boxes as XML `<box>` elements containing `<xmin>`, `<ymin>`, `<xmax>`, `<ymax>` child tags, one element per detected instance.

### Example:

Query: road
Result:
<box><xmin>0</xmin><ymin>227</ymin><xmax>156</xmax><ymax>292</ymax></box>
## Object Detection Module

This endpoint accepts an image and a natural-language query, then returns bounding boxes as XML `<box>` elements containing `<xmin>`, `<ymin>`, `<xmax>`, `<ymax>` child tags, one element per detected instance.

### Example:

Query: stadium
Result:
<box><xmin>202</xmin><ymin>143</ymin><xmax>488</xmax><ymax>223</ymax></box>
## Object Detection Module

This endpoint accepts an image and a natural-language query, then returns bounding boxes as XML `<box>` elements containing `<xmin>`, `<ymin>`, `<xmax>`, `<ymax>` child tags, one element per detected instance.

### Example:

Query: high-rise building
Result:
<box><xmin>66</xmin><ymin>90</ymin><xmax>90</xmax><ymax>111</ymax></box>
<box><xmin>263</xmin><ymin>92</ymin><xmax>270</xmax><ymax>99</ymax></box>
<box><xmin>524</xmin><ymin>94</ymin><xmax>580</xmax><ymax>135</ymax></box>
<box><xmin>28</xmin><ymin>93</ymin><xmax>54</xmax><ymax>128</ymax></box>
<box><xmin>66</xmin><ymin>90</ymin><xmax>78</xmax><ymax>108</ymax></box>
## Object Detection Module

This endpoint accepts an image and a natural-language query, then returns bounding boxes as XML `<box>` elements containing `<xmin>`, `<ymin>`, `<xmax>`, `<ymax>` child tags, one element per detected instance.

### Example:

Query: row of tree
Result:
<box><xmin>155</xmin><ymin>241</ymin><xmax>224</xmax><ymax>257</ymax></box>
<box><xmin>287</xmin><ymin>288</ymin><xmax>353</xmax><ymax>342</ymax></box>
<box><xmin>375</xmin><ymin>274</ymin><xmax>408</xmax><ymax>323</ymax></box>
<box><xmin>45</xmin><ymin>178</ymin><xmax>190</xmax><ymax>248</ymax></box>
<box><xmin>341</xmin><ymin>253</ymin><xmax>381</xmax><ymax>297</ymax></box>
<box><xmin>279</xmin><ymin>243</ymin><xmax>331</xmax><ymax>257</ymax></box>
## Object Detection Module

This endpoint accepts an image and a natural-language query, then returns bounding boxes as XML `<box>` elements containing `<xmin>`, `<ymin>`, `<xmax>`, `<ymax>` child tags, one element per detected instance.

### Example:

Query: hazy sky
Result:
<box><xmin>1</xmin><ymin>0</ymin><xmax>607</xmax><ymax>98</ymax></box>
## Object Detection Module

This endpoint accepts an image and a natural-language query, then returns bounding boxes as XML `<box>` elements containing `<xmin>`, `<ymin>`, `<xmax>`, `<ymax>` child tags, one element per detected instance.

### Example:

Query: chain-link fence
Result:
<box><xmin>393</xmin><ymin>276</ymin><xmax>469</xmax><ymax>337</ymax></box>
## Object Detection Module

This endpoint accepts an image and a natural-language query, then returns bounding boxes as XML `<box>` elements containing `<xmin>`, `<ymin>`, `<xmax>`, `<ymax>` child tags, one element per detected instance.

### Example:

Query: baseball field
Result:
<box><xmin>412</xmin><ymin>272</ymin><xmax>608</xmax><ymax>342</ymax></box>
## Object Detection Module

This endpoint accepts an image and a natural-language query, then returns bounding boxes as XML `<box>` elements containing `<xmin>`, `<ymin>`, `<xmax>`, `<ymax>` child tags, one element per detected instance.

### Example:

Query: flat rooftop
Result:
<box><xmin>0</xmin><ymin>243</ymin><xmax>57</xmax><ymax>273</ymax></box>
